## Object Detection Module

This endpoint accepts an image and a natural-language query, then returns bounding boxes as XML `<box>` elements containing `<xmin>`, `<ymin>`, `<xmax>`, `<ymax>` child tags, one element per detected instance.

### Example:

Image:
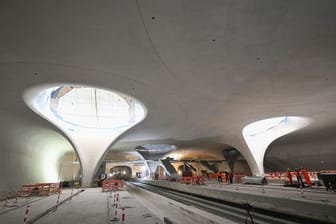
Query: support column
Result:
<box><xmin>68</xmin><ymin>132</ymin><xmax>117</xmax><ymax>187</ymax></box>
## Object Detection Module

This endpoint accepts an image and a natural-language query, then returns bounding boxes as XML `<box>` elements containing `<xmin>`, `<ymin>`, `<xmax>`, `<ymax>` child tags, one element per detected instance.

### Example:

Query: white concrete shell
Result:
<box><xmin>1</xmin><ymin>0</ymin><xmax>336</xmax><ymax>192</ymax></box>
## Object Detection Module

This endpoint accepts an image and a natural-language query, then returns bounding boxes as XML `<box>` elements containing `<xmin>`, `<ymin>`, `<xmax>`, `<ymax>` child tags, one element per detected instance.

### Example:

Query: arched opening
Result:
<box><xmin>154</xmin><ymin>165</ymin><xmax>166</xmax><ymax>180</ymax></box>
<box><xmin>177</xmin><ymin>163</ymin><xmax>196</xmax><ymax>177</ymax></box>
<box><xmin>222</xmin><ymin>148</ymin><xmax>251</xmax><ymax>175</ymax></box>
<box><xmin>109</xmin><ymin>166</ymin><xmax>132</xmax><ymax>180</ymax></box>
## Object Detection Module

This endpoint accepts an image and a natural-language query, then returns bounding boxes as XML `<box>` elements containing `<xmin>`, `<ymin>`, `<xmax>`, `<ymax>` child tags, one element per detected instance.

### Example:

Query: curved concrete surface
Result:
<box><xmin>1</xmin><ymin>0</ymin><xmax>336</xmax><ymax>194</ymax></box>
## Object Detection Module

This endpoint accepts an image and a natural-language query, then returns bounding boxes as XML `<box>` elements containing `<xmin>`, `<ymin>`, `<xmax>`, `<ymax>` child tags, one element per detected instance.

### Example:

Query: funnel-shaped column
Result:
<box><xmin>68</xmin><ymin>131</ymin><xmax>119</xmax><ymax>186</ymax></box>
<box><xmin>243</xmin><ymin>116</ymin><xmax>311</xmax><ymax>176</ymax></box>
<box><xmin>24</xmin><ymin>84</ymin><xmax>146</xmax><ymax>186</ymax></box>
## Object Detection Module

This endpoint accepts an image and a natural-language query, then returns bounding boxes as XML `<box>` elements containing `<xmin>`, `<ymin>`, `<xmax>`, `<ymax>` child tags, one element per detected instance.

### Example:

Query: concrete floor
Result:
<box><xmin>1</xmin><ymin>182</ymin><xmax>335</xmax><ymax>224</ymax></box>
<box><xmin>126</xmin><ymin>183</ymin><xmax>236</xmax><ymax>224</ymax></box>
<box><xmin>205</xmin><ymin>179</ymin><xmax>336</xmax><ymax>205</ymax></box>
<box><xmin>140</xmin><ymin>179</ymin><xmax>336</xmax><ymax>223</ymax></box>
<box><xmin>0</xmin><ymin>189</ymin><xmax>74</xmax><ymax>223</ymax></box>
<box><xmin>0</xmin><ymin>185</ymin><xmax>239</xmax><ymax>224</ymax></box>
<box><xmin>0</xmin><ymin>188</ymin><xmax>165</xmax><ymax>224</ymax></box>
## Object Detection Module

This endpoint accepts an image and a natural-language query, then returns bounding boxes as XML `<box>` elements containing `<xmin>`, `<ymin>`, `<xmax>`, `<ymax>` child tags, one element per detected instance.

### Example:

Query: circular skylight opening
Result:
<box><xmin>24</xmin><ymin>84</ymin><xmax>146</xmax><ymax>132</ymax></box>
<box><xmin>49</xmin><ymin>86</ymin><xmax>144</xmax><ymax>129</ymax></box>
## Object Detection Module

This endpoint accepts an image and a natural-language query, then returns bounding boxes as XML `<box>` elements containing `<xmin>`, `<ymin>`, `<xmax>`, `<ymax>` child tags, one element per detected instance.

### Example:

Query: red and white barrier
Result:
<box><xmin>23</xmin><ymin>204</ymin><xmax>30</xmax><ymax>224</ymax></box>
<box><xmin>17</xmin><ymin>182</ymin><xmax>61</xmax><ymax>197</ymax></box>
<box><xmin>109</xmin><ymin>191</ymin><xmax>128</xmax><ymax>223</ymax></box>
<box><xmin>122</xmin><ymin>207</ymin><xmax>126</xmax><ymax>223</ymax></box>
<box><xmin>102</xmin><ymin>179</ymin><xmax>124</xmax><ymax>192</ymax></box>
<box><xmin>116</xmin><ymin>192</ymin><xmax>119</xmax><ymax>205</ymax></box>
<box><xmin>114</xmin><ymin>203</ymin><xmax>118</xmax><ymax>218</ymax></box>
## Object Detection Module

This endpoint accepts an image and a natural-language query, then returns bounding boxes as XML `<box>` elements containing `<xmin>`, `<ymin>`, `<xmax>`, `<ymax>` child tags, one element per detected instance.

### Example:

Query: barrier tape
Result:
<box><xmin>23</xmin><ymin>204</ymin><xmax>30</xmax><ymax>224</ymax></box>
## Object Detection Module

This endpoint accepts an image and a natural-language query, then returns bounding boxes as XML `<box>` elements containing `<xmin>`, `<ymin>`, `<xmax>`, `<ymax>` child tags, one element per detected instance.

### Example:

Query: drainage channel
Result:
<box><xmin>26</xmin><ymin>189</ymin><xmax>85</xmax><ymax>224</ymax></box>
<box><xmin>0</xmin><ymin>197</ymin><xmax>44</xmax><ymax>215</ymax></box>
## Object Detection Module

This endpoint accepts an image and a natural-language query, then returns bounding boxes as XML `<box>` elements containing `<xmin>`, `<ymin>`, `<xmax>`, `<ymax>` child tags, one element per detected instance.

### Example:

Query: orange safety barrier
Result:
<box><xmin>102</xmin><ymin>179</ymin><xmax>124</xmax><ymax>192</ymax></box>
<box><xmin>180</xmin><ymin>176</ymin><xmax>206</xmax><ymax>185</ymax></box>
<box><xmin>17</xmin><ymin>182</ymin><xmax>61</xmax><ymax>197</ymax></box>
<box><xmin>264</xmin><ymin>170</ymin><xmax>336</xmax><ymax>184</ymax></box>
<box><xmin>265</xmin><ymin>172</ymin><xmax>284</xmax><ymax>180</ymax></box>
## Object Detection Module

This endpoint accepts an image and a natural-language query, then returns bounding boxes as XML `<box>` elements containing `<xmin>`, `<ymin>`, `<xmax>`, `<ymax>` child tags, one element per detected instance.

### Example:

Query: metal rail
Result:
<box><xmin>130</xmin><ymin>182</ymin><xmax>328</xmax><ymax>224</ymax></box>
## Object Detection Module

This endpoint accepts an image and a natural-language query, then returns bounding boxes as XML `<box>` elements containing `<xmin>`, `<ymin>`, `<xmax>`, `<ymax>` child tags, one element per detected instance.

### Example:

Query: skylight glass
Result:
<box><xmin>49</xmin><ymin>86</ymin><xmax>145</xmax><ymax>130</ymax></box>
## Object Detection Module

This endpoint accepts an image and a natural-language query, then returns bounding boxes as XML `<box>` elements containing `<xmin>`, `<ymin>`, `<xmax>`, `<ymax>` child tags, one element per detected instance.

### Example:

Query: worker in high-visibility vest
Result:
<box><xmin>286</xmin><ymin>168</ymin><xmax>292</xmax><ymax>185</ymax></box>
<box><xmin>301</xmin><ymin>167</ymin><xmax>311</xmax><ymax>186</ymax></box>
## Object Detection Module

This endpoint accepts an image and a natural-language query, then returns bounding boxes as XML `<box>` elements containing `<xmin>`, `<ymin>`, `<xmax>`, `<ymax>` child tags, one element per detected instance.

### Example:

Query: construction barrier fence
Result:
<box><xmin>180</xmin><ymin>176</ymin><xmax>205</xmax><ymax>185</ymax></box>
<box><xmin>102</xmin><ymin>179</ymin><xmax>124</xmax><ymax>192</ymax></box>
<box><xmin>17</xmin><ymin>182</ymin><xmax>61</xmax><ymax>197</ymax></box>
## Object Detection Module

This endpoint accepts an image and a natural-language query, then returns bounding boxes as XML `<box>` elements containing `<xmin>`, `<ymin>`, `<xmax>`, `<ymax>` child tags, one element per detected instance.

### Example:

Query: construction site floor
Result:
<box><xmin>0</xmin><ymin>188</ymin><xmax>163</xmax><ymax>224</ymax></box>
<box><xmin>139</xmin><ymin>178</ymin><xmax>336</xmax><ymax>223</ymax></box>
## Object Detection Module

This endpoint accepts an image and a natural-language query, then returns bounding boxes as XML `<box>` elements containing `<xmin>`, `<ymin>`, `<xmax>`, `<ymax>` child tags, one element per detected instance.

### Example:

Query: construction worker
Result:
<box><xmin>229</xmin><ymin>172</ymin><xmax>233</xmax><ymax>184</ymax></box>
<box><xmin>301</xmin><ymin>167</ymin><xmax>311</xmax><ymax>186</ymax></box>
<box><xmin>286</xmin><ymin>168</ymin><xmax>292</xmax><ymax>185</ymax></box>
<box><xmin>295</xmin><ymin>168</ymin><xmax>304</xmax><ymax>188</ymax></box>
<box><xmin>217</xmin><ymin>171</ymin><xmax>222</xmax><ymax>183</ymax></box>
<box><xmin>224</xmin><ymin>171</ymin><xmax>229</xmax><ymax>183</ymax></box>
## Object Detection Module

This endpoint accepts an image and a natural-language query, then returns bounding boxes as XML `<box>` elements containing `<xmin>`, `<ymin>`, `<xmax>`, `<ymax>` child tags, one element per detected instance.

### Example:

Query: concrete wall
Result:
<box><xmin>265</xmin><ymin>129</ymin><xmax>336</xmax><ymax>172</ymax></box>
<box><xmin>0</xmin><ymin>112</ymin><xmax>75</xmax><ymax>200</ymax></box>
<box><xmin>59</xmin><ymin>152</ymin><xmax>81</xmax><ymax>181</ymax></box>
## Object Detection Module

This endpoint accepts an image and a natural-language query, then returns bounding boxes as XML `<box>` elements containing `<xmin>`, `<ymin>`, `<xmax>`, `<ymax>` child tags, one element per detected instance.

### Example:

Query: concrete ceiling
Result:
<box><xmin>1</xmin><ymin>0</ymin><xmax>336</xmax><ymax>188</ymax></box>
